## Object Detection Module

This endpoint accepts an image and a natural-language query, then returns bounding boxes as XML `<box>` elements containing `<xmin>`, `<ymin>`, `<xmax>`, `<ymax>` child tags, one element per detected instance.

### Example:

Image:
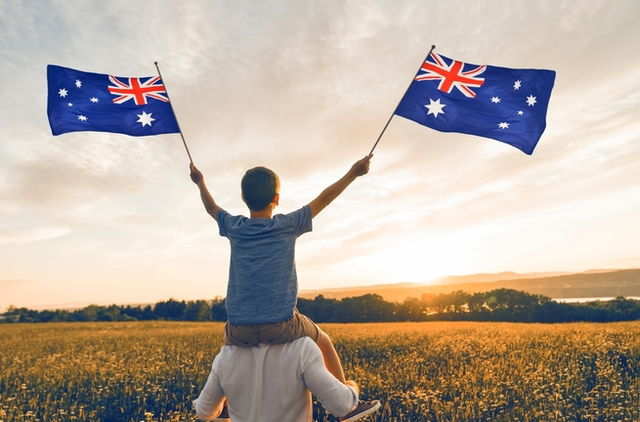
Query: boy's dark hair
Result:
<box><xmin>241</xmin><ymin>167</ymin><xmax>279</xmax><ymax>211</ymax></box>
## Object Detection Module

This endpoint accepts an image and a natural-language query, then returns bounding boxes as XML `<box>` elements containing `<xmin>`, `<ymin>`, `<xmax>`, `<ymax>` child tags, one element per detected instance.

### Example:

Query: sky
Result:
<box><xmin>1</xmin><ymin>0</ymin><xmax>639</xmax><ymax>311</ymax></box>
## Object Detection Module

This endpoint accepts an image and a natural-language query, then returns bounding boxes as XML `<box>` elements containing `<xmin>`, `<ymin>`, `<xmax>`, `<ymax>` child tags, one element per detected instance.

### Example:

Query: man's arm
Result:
<box><xmin>190</xmin><ymin>163</ymin><xmax>223</xmax><ymax>219</ymax></box>
<box><xmin>302</xmin><ymin>341</ymin><xmax>359</xmax><ymax>417</ymax></box>
<box><xmin>192</xmin><ymin>357</ymin><xmax>226</xmax><ymax>421</ymax></box>
<box><xmin>307</xmin><ymin>154</ymin><xmax>372</xmax><ymax>218</ymax></box>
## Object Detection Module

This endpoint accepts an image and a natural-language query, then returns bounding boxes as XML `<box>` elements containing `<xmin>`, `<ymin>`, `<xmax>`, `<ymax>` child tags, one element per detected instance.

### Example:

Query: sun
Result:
<box><xmin>357</xmin><ymin>232</ymin><xmax>477</xmax><ymax>284</ymax></box>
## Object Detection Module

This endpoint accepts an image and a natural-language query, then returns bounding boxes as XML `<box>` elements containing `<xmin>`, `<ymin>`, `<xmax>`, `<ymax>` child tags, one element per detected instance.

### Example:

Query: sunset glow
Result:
<box><xmin>1</xmin><ymin>1</ymin><xmax>639</xmax><ymax>311</ymax></box>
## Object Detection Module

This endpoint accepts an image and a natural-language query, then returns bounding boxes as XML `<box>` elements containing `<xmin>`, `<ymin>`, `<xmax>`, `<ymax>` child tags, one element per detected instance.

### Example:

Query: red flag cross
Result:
<box><xmin>415</xmin><ymin>52</ymin><xmax>487</xmax><ymax>98</ymax></box>
<box><xmin>108</xmin><ymin>75</ymin><xmax>170</xmax><ymax>105</ymax></box>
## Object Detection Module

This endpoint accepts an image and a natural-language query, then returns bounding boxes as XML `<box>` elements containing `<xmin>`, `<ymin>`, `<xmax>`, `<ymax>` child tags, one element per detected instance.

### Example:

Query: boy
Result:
<box><xmin>190</xmin><ymin>154</ymin><xmax>379</xmax><ymax>421</ymax></box>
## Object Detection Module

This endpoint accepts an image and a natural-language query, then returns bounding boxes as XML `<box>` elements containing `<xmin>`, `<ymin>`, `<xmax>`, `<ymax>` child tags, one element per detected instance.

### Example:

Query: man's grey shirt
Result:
<box><xmin>216</xmin><ymin>205</ymin><xmax>312</xmax><ymax>325</ymax></box>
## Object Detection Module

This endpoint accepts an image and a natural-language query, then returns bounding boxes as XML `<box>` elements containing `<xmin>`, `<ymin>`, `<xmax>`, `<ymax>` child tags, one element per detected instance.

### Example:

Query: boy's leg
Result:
<box><xmin>225</xmin><ymin>321</ymin><xmax>260</xmax><ymax>347</ymax></box>
<box><xmin>316</xmin><ymin>330</ymin><xmax>346</xmax><ymax>384</ymax></box>
<box><xmin>252</xmin><ymin>309</ymin><xmax>348</xmax><ymax>384</ymax></box>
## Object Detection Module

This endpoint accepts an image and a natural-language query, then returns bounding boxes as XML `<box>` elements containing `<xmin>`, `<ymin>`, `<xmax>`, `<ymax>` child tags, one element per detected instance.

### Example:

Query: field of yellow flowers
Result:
<box><xmin>1</xmin><ymin>321</ymin><xmax>638</xmax><ymax>421</ymax></box>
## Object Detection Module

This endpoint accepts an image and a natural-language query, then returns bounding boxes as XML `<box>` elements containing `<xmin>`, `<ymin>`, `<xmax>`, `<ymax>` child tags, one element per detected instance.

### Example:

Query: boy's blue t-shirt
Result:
<box><xmin>216</xmin><ymin>205</ymin><xmax>312</xmax><ymax>325</ymax></box>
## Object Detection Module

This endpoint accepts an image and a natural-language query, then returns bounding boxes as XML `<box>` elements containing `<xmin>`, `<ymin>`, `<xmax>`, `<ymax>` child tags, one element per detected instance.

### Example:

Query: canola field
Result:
<box><xmin>0</xmin><ymin>321</ymin><xmax>639</xmax><ymax>421</ymax></box>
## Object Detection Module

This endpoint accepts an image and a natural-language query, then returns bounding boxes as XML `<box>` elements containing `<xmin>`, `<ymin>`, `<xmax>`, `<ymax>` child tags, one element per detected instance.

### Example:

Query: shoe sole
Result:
<box><xmin>341</xmin><ymin>401</ymin><xmax>381</xmax><ymax>422</ymax></box>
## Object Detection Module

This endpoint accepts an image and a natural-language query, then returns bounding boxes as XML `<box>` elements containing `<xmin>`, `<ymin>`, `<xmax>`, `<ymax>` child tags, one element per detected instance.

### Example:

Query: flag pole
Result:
<box><xmin>154</xmin><ymin>61</ymin><xmax>194</xmax><ymax>164</ymax></box>
<box><xmin>368</xmin><ymin>44</ymin><xmax>436</xmax><ymax>155</ymax></box>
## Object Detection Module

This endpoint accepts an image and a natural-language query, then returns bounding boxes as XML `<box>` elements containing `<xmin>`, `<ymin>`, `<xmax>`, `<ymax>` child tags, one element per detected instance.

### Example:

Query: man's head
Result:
<box><xmin>241</xmin><ymin>167</ymin><xmax>280</xmax><ymax>211</ymax></box>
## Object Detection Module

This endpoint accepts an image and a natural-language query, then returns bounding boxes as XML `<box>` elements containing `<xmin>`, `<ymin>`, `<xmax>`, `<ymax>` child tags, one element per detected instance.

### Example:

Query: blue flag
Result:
<box><xmin>395</xmin><ymin>51</ymin><xmax>556</xmax><ymax>154</ymax></box>
<box><xmin>47</xmin><ymin>65</ymin><xmax>180</xmax><ymax>137</ymax></box>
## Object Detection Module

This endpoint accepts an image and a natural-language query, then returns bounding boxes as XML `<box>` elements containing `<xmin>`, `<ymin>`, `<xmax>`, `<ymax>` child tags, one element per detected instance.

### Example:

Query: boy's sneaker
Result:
<box><xmin>212</xmin><ymin>403</ymin><xmax>230</xmax><ymax>421</ymax></box>
<box><xmin>340</xmin><ymin>400</ymin><xmax>381</xmax><ymax>422</ymax></box>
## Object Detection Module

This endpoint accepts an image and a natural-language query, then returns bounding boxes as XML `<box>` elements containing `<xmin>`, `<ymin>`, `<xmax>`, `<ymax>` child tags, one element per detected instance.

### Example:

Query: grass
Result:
<box><xmin>1</xmin><ymin>321</ymin><xmax>639</xmax><ymax>421</ymax></box>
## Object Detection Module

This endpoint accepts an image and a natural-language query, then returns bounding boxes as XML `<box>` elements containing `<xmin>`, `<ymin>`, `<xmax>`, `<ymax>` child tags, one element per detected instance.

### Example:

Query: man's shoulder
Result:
<box><xmin>220</xmin><ymin>337</ymin><xmax>319</xmax><ymax>358</ymax></box>
<box><xmin>288</xmin><ymin>336</ymin><xmax>318</xmax><ymax>350</ymax></box>
<box><xmin>215</xmin><ymin>337</ymin><xmax>319</xmax><ymax>371</ymax></box>
<box><xmin>282</xmin><ymin>337</ymin><xmax>322</xmax><ymax>362</ymax></box>
<box><xmin>268</xmin><ymin>337</ymin><xmax>319</xmax><ymax>353</ymax></box>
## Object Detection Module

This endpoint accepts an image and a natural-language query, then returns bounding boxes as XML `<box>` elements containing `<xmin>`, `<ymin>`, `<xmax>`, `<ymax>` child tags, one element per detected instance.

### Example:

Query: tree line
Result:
<box><xmin>2</xmin><ymin>288</ymin><xmax>639</xmax><ymax>324</ymax></box>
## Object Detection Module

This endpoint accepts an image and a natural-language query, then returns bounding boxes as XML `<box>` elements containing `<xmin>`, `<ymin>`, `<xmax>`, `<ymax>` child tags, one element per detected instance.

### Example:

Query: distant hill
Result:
<box><xmin>433</xmin><ymin>271</ymin><xmax>570</xmax><ymax>285</ymax></box>
<box><xmin>299</xmin><ymin>269</ymin><xmax>640</xmax><ymax>302</ymax></box>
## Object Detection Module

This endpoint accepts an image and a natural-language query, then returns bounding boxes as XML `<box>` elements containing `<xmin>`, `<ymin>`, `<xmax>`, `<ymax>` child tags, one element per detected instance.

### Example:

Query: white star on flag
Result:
<box><xmin>136</xmin><ymin>111</ymin><xmax>155</xmax><ymax>127</ymax></box>
<box><xmin>393</xmin><ymin>50</ymin><xmax>556</xmax><ymax>155</ymax></box>
<box><xmin>425</xmin><ymin>98</ymin><xmax>446</xmax><ymax>118</ymax></box>
<box><xmin>47</xmin><ymin>64</ymin><xmax>181</xmax><ymax>137</ymax></box>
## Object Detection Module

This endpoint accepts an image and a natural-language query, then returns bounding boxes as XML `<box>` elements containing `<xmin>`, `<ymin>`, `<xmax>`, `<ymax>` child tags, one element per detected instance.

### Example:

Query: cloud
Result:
<box><xmin>0</xmin><ymin>227</ymin><xmax>70</xmax><ymax>246</ymax></box>
<box><xmin>0</xmin><ymin>279</ymin><xmax>30</xmax><ymax>287</ymax></box>
<box><xmin>2</xmin><ymin>153</ymin><xmax>144</xmax><ymax>207</ymax></box>
<box><xmin>1</xmin><ymin>0</ymin><xmax>639</xmax><ymax>308</ymax></box>
<box><xmin>607</xmin><ymin>256</ymin><xmax>640</xmax><ymax>269</ymax></box>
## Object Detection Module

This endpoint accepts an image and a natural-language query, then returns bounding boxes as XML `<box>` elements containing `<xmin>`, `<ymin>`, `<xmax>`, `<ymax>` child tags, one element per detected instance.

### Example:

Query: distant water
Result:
<box><xmin>554</xmin><ymin>296</ymin><xmax>640</xmax><ymax>303</ymax></box>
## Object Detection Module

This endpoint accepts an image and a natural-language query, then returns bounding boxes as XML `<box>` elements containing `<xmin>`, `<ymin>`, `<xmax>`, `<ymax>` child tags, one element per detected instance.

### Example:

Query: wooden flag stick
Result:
<box><xmin>368</xmin><ymin>44</ymin><xmax>436</xmax><ymax>155</ymax></box>
<box><xmin>154</xmin><ymin>61</ymin><xmax>194</xmax><ymax>164</ymax></box>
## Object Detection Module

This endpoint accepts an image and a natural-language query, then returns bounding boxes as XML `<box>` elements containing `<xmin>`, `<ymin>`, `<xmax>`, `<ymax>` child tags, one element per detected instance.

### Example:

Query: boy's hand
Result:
<box><xmin>348</xmin><ymin>154</ymin><xmax>372</xmax><ymax>178</ymax></box>
<box><xmin>190</xmin><ymin>163</ymin><xmax>203</xmax><ymax>185</ymax></box>
<box><xmin>190</xmin><ymin>163</ymin><xmax>222</xmax><ymax>217</ymax></box>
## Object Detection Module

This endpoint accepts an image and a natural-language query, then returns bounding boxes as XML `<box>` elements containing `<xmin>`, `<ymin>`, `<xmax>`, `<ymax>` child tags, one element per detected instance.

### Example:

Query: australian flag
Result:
<box><xmin>395</xmin><ymin>51</ymin><xmax>556</xmax><ymax>154</ymax></box>
<box><xmin>47</xmin><ymin>65</ymin><xmax>180</xmax><ymax>137</ymax></box>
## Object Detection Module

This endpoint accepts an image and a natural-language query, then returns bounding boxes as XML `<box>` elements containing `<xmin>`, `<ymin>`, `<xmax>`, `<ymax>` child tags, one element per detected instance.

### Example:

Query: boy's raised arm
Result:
<box><xmin>190</xmin><ymin>163</ymin><xmax>223</xmax><ymax>219</ymax></box>
<box><xmin>307</xmin><ymin>154</ymin><xmax>372</xmax><ymax>218</ymax></box>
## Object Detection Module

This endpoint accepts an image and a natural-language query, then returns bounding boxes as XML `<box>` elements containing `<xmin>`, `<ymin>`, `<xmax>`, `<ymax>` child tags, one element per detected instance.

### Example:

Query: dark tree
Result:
<box><xmin>154</xmin><ymin>299</ymin><xmax>187</xmax><ymax>320</ymax></box>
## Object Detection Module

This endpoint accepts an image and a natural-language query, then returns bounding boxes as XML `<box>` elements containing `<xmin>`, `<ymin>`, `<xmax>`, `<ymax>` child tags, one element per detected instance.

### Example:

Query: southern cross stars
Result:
<box><xmin>90</xmin><ymin>97</ymin><xmax>99</xmax><ymax>103</ymax></box>
<box><xmin>136</xmin><ymin>111</ymin><xmax>155</xmax><ymax>127</ymax></box>
<box><xmin>446</xmin><ymin>80</ymin><xmax>537</xmax><ymax>132</ymax></box>
<box><xmin>58</xmin><ymin>88</ymin><xmax>68</xmax><ymax>98</ymax></box>
<box><xmin>75</xmin><ymin>79</ymin><xmax>82</xmax><ymax>88</ymax></box>
<box><xmin>425</xmin><ymin>98</ymin><xmax>446</xmax><ymax>118</ymax></box>
<box><xmin>78</xmin><ymin>115</ymin><xmax>88</xmax><ymax>122</ymax></box>
<box><xmin>526</xmin><ymin>95</ymin><xmax>537</xmax><ymax>106</ymax></box>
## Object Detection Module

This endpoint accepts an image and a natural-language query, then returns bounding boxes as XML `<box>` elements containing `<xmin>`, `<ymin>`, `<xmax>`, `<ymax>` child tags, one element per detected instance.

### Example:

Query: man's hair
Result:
<box><xmin>241</xmin><ymin>167</ymin><xmax>279</xmax><ymax>211</ymax></box>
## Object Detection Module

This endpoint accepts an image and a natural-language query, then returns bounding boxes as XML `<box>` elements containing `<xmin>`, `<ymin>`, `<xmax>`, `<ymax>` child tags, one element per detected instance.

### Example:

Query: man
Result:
<box><xmin>193</xmin><ymin>336</ymin><xmax>381</xmax><ymax>422</ymax></box>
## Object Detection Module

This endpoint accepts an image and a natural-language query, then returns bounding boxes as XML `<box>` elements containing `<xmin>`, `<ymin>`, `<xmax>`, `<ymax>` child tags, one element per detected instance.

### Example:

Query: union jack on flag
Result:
<box><xmin>108</xmin><ymin>75</ymin><xmax>170</xmax><ymax>105</ymax></box>
<box><xmin>415</xmin><ymin>51</ymin><xmax>486</xmax><ymax>98</ymax></box>
<box><xmin>47</xmin><ymin>65</ymin><xmax>179</xmax><ymax>137</ymax></box>
<box><xmin>395</xmin><ymin>50</ymin><xmax>556</xmax><ymax>154</ymax></box>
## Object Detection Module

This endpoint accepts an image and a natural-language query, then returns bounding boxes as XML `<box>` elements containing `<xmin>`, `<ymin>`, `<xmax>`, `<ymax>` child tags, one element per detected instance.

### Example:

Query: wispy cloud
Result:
<box><xmin>0</xmin><ymin>0</ymin><xmax>639</xmax><ymax>308</ymax></box>
<box><xmin>0</xmin><ymin>227</ymin><xmax>70</xmax><ymax>246</ymax></box>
